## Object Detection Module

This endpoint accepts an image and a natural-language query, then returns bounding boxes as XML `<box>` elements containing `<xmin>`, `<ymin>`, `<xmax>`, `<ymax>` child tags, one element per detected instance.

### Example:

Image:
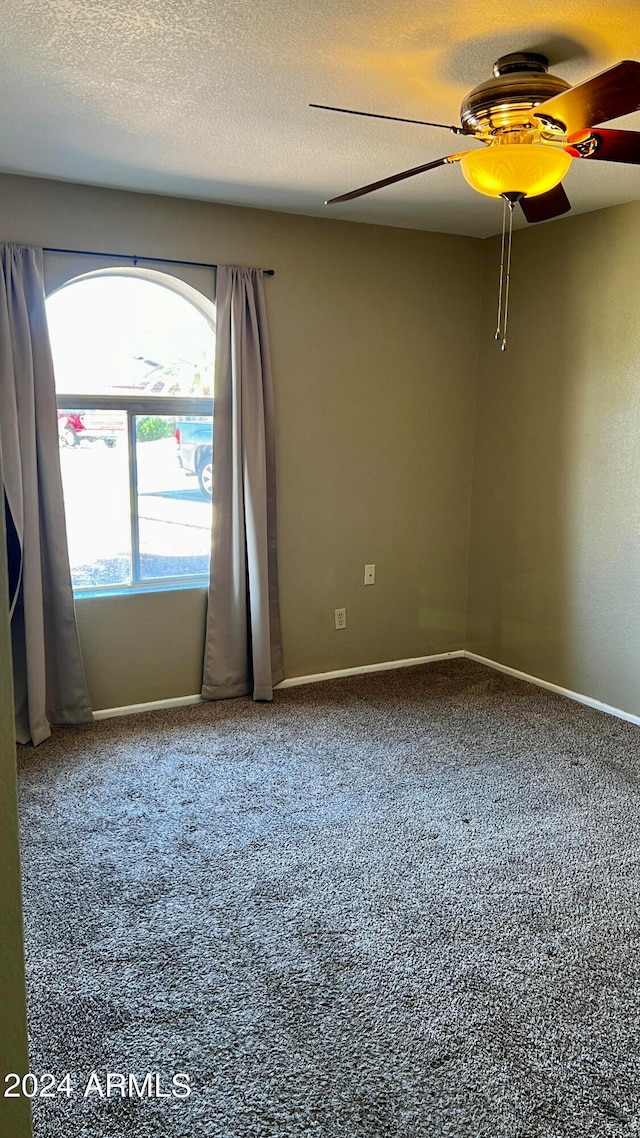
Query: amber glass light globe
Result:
<box><xmin>460</xmin><ymin>143</ymin><xmax>572</xmax><ymax>198</ymax></box>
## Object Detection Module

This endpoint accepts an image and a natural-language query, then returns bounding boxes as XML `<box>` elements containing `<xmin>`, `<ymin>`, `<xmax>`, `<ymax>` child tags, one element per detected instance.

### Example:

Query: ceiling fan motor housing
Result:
<box><xmin>460</xmin><ymin>53</ymin><xmax>571</xmax><ymax>136</ymax></box>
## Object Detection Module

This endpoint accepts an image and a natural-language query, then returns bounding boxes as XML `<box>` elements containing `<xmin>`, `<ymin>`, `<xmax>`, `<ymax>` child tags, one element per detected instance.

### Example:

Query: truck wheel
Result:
<box><xmin>197</xmin><ymin>453</ymin><xmax>213</xmax><ymax>499</ymax></box>
<box><xmin>62</xmin><ymin>425</ymin><xmax>79</xmax><ymax>447</ymax></box>
<box><xmin>104</xmin><ymin>437</ymin><xmax>117</xmax><ymax>448</ymax></box>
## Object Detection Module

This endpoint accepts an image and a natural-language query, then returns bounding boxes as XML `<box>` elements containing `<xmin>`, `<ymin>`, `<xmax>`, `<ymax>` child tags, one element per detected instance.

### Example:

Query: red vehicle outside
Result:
<box><xmin>57</xmin><ymin>411</ymin><xmax>120</xmax><ymax>448</ymax></box>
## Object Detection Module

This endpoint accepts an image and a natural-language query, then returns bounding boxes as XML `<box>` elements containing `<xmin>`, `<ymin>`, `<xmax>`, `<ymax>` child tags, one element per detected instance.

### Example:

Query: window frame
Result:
<box><xmin>56</xmin><ymin>393</ymin><xmax>214</xmax><ymax>597</ymax></box>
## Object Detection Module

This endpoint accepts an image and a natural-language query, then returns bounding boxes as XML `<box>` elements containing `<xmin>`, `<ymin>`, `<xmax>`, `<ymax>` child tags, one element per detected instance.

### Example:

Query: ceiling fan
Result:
<box><xmin>312</xmin><ymin>53</ymin><xmax>640</xmax><ymax>346</ymax></box>
<box><xmin>312</xmin><ymin>53</ymin><xmax>640</xmax><ymax>220</ymax></box>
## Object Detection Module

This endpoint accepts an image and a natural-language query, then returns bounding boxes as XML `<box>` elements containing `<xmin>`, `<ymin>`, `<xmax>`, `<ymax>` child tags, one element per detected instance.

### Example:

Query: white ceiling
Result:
<box><xmin>1</xmin><ymin>0</ymin><xmax>640</xmax><ymax>237</ymax></box>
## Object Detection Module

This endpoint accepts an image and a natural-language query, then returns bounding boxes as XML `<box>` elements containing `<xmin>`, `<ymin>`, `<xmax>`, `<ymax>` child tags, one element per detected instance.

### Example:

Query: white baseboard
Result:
<box><xmin>91</xmin><ymin>648</ymin><xmax>640</xmax><ymax>729</ymax></box>
<box><xmin>93</xmin><ymin>694</ymin><xmax>204</xmax><ymax>720</ymax></box>
<box><xmin>91</xmin><ymin>652</ymin><xmax>465</xmax><ymax>718</ymax></box>
<box><xmin>276</xmin><ymin>651</ymin><xmax>465</xmax><ymax>689</ymax></box>
<box><xmin>464</xmin><ymin>651</ymin><xmax>640</xmax><ymax>728</ymax></box>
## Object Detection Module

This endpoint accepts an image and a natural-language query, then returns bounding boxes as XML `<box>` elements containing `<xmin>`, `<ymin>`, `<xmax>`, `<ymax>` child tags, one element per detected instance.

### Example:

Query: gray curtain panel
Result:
<box><xmin>0</xmin><ymin>244</ymin><xmax>92</xmax><ymax>745</ymax></box>
<box><xmin>202</xmin><ymin>266</ymin><xmax>284</xmax><ymax>702</ymax></box>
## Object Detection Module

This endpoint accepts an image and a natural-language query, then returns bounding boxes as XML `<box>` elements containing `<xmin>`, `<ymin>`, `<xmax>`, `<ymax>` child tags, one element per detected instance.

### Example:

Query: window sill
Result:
<box><xmin>73</xmin><ymin>579</ymin><xmax>209</xmax><ymax>600</ymax></box>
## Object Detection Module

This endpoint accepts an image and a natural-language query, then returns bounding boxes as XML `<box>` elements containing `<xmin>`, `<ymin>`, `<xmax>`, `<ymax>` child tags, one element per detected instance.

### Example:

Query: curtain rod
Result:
<box><xmin>43</xmin><ymin>246</ymin><xmax>275</xmax><ymax>275</ymax></box>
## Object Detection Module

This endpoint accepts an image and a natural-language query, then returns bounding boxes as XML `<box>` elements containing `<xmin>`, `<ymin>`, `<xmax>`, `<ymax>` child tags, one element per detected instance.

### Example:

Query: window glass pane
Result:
<box><xmin>48</xmin><ymin>276</ymin><xmax>214</xmax><ymax>398</ymax></box>
<box><xmin>48</xmin><ymin>272</ymin><xmax>216</xmax><ymax>593</ymax></box>
<box><xmin>136</xmin><ymin>415</ymin><xmax>212</xmax><ymax>581</ymax></box>
<box><xmin>58</xmin><ymin>410</ymin><xmax>131</xmax><ymax>588</ymax></box>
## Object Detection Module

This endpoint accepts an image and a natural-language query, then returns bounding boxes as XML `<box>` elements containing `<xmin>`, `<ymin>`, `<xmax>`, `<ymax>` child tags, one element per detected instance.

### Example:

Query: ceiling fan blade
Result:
<box><xmin>326</xmin><ymin>153</ymin><xmax>469</xmax><ymax>204</ymax></box>
<box><xmin>565</xmin><ymin>127</ymin><xmax>640</xmax><ymax>164</ymax></box>
<box><xmin>520</xmin><ymin>183</ymin><xmax>571</xmax><ymax>223</ymax></box>
<box><xmin>533</xmin><ymin>60</ymin><xmax>640</xmax><ymax>134</ymax></box>
<box><xmin>310</xmin><ymin>104</ymin><xmax>474</xmax><ymax>136</ymax></box>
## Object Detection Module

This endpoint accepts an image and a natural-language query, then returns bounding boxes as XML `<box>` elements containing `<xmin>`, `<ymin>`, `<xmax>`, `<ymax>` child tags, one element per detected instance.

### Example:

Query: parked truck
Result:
<box><xmin>174</xmin><ymin>419</ymin><xmax>213</xmax><ymax>499</ymax></box>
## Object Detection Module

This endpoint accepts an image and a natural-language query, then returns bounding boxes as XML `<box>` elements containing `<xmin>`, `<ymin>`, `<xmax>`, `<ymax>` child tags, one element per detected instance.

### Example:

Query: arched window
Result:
<box><xmin>47</xmin><ymin>269</ymin><xmax>215</xmax><ymax>593</ymax></box>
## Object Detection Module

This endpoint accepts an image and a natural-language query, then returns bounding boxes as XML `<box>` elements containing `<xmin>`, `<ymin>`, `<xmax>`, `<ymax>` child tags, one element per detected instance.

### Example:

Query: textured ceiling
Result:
<box><xmin>1</xmin><ymin>0</ymin><xmax>640</xmax><ymax>237</ymax></box>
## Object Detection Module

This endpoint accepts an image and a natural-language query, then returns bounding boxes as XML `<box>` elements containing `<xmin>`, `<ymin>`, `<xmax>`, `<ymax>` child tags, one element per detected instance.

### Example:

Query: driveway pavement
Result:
<box><xmin>60</xmin><ymin>435</ymin><xmax>212</xmax><ymax>588</ymax></box>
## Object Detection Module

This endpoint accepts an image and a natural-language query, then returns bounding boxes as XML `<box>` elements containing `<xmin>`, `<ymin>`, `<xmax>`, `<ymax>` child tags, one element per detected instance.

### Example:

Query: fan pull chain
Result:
<box><xmin>500</xmin><ymin>199</ymin><xmax>516</xmax><ymax>351</ymax></box>
<box><xmin>495</xmin><ymin>193</ymin><xmax>522</xmax><ymax>350</ymax></box>
<box><xmin>495</xmin><ymin>195</ymin><xmax>508</xmax><ymax>341</ymax></box>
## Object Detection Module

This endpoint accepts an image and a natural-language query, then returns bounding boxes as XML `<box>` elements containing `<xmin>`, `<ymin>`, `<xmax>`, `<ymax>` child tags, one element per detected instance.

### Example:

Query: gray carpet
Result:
<box><xmin>16</xmin><ymin>658</ymin><xmax>640</xmax><ymax>1137</ymax></box>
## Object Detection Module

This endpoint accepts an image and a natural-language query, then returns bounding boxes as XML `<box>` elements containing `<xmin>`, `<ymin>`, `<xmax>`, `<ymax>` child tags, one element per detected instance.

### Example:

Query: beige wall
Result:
<box><xmin>0</xmin><ymin>460</ymin><xmax>32</xmax><ymax>1138</ymax></box>
<box><xmin>0</xmin><ymin>173</ymin><xmax>484</xmax><ymax>709</ymax></box>
<box><xmin>4</xmin><ymin>172</ymin><xmax>639</xmax><ymax>721</ymax></box>
<box><xmin>467</xmin><ymin>199</ymin><xmax>640</xmax><ymax>716</ymax></box>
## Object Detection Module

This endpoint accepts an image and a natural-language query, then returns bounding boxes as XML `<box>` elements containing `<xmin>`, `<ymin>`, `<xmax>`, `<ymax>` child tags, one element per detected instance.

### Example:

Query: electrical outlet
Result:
<box><xmin>364</xmin><ymin>564</ymin><xmax>376</xmax><ymax>585</ymax></box>
<box><xmin>334</xmin><ymin>607</ymin><xmax>347</xmax><ymax>630</ymax></box>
